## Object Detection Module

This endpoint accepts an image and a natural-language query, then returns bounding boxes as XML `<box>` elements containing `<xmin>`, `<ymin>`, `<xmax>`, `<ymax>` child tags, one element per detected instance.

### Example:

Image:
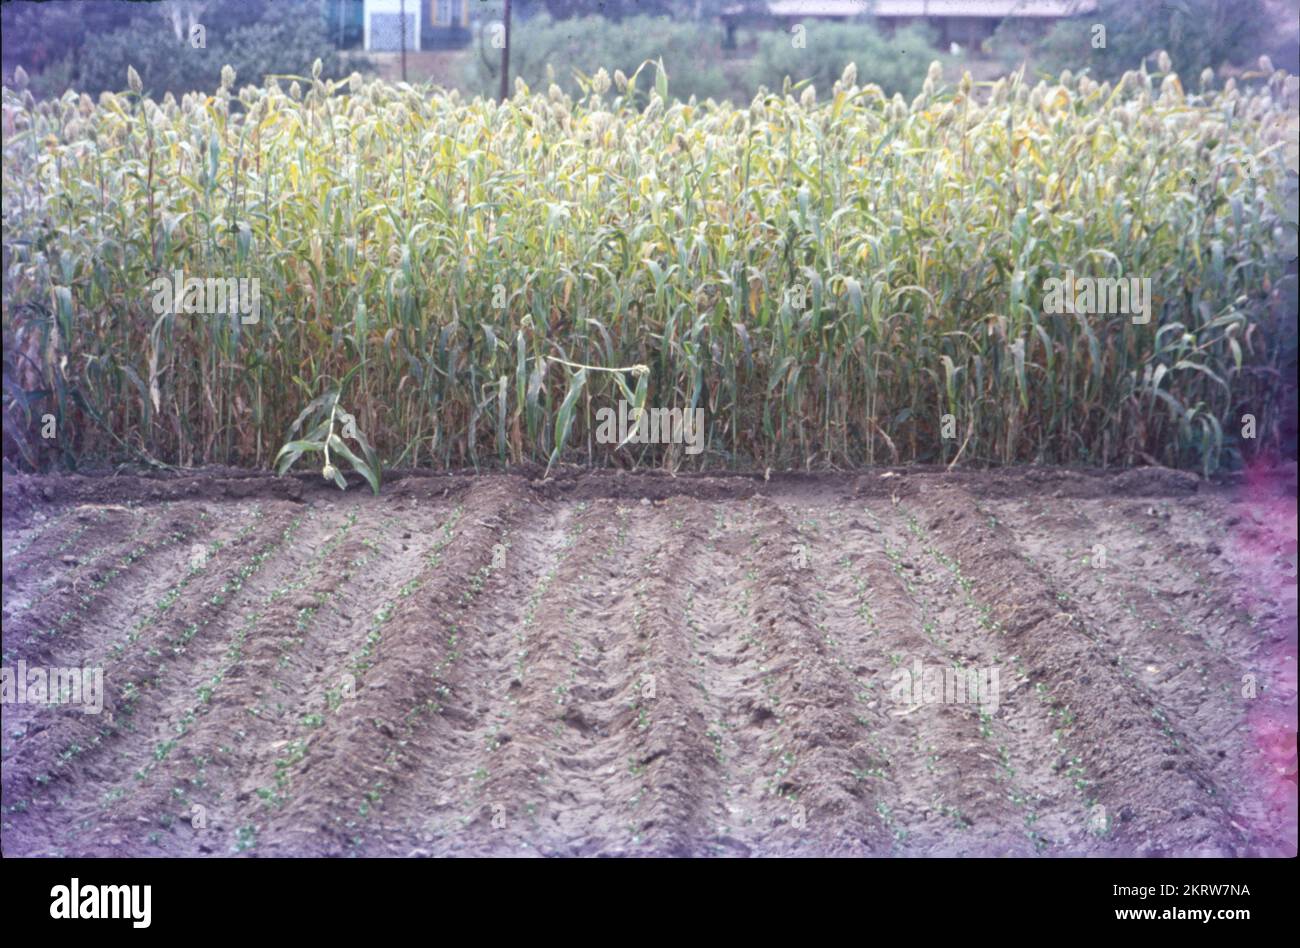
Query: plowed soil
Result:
<box><xmin>2</xmin><ymin>467</ymin><xmax>1296</xmax><ymax>857</ymax></box>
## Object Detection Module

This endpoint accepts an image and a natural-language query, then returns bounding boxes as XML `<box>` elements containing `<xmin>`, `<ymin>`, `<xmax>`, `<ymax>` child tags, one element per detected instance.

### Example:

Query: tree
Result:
<box><xmin>25</xmin><ymin>0</ymin><xmax>351</xmax><ymax>98</ymax></box>
<box><xmin>1037</xmin><ymin>0</ymin><xmax>1273</xmax><ymax>79</ymax></box>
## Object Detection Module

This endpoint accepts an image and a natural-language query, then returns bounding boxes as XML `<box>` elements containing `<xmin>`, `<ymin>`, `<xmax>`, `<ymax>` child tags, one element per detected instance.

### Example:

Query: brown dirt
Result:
<box><xmin>2</xmin><ymin>466</ymin><xmax>1295</xmax><ymax>857</ymax></box>
<box><xmin>361</xmin><ymin>49</ymin><xmax>469</xmax><ymax>86</ymax></box>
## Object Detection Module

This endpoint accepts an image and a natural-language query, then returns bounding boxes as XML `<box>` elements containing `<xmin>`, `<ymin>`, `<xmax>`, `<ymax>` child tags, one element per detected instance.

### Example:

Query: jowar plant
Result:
<box><xmin>274</xmin><ymin>370</ymin><xmax>380</xmax><ymax>492</ymax></box>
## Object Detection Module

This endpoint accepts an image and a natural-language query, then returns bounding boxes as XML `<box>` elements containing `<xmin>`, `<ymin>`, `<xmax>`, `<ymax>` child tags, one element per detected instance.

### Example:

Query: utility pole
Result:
<box><xmin>400</xmin><ymin>0</ymin><xmax>408</xmax><ymax>82</ymax></box>
<box><xmin>499</xmin><ymin>0</ymin><xmax>512</xmax><ymax>103</ymax></box>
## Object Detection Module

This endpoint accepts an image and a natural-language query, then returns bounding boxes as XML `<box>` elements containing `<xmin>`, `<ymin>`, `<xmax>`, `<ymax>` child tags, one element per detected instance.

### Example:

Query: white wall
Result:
<box><xmin>364</xmin><ymin>0</ymin><xmax>421</xmax><ymax>52</ymax></box>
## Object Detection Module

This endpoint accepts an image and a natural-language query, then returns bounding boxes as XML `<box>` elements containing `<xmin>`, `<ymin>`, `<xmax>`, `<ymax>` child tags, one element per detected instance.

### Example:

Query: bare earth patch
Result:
<box><xmin>2</xmin><ymin>466</ymin><xmax>1295</xmax><ymax>857</ymax></box>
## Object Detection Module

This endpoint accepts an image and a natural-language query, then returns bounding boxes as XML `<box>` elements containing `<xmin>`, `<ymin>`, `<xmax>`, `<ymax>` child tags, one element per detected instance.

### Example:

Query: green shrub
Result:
<box><xmin>464</xmin><ymin>13</ymin><xmax>738</xmax><ymax>102</ymax></box>
<box><xmin>747</xmin><ymin>21</ymin><xmax>937</xmax><ymax>98</ymax></box>
<box><xmin>31</xmin><ymin>0</ymin><xmax>355</xmax><ymax>99</ymax></box>
<box><xmin>995</xmin><ymin>0</ymin><xmax>1273</xmax><ymax>81</ymax></box>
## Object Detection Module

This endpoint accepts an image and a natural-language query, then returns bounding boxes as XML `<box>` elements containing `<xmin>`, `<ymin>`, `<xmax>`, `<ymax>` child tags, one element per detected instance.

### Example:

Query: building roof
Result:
<box><xmin>763</xmin><ymin>0</ymin><xmax>1097</xmax><ymax>16</ymax></box>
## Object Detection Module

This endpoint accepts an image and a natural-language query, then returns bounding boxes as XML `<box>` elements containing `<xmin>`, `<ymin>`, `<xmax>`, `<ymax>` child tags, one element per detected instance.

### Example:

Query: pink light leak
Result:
<box><xmin>1230</xmin><ymin>460</ymin><xmax>1297</xmax><ymax>856</ymax></box>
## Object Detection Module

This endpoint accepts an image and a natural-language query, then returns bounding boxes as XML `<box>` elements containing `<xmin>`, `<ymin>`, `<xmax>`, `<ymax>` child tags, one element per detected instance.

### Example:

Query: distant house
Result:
<box><xmin>354</xmin><ymin>0</ymin><xmax>472</xmax><ymax>52</ymax></box>
<box><xmin>723</xmin><ymin>0</ymin><xmax>1097</xmax><ymax>49</ymax></box>
<box><xmin>424</xmin><ymin>0</ymin><xmax>472</xmax><ymax>48</ymax></box>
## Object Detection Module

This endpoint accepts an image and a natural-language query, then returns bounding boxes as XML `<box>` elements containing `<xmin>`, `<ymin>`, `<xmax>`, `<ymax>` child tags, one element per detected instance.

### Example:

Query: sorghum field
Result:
<box><xmin>2</xmin><ymin>56</ymin><xmax>1297</xmax><ymax>858</ymax></box>
<box><xmin>2</xmin><ymin>61</ymin><xmax>1296</xmax><ymax>472</ymax></box>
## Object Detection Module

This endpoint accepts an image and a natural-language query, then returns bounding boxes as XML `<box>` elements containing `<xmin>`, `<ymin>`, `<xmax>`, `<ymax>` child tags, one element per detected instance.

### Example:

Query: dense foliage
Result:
<box><xmin>2</xmin><ymin>60</ymin><xmax>1295</xmax><ymax>473</ymax></box>
<box><xmin>464</xmin><ymin>14</ymin><xmax>937</xmax><ymax>102</ymax></box>
<box><xmin>991</xmin><ymin>0</ymin><xmax>1280</xmax><ymax>81</ymax></box>
<box><xmin>3</xmin><ymin>0</ymin><xmax>351</xmax><ymax>99</ymax></box>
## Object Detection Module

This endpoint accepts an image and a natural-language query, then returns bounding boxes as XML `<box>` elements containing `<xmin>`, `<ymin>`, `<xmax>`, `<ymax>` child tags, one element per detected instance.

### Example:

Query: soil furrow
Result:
<box><xmin>912</xmin><ymin>482</ymin><xmax>1254</xmax><ymax>856</ymax></box>
<box><xmin>3</xmin><ymin>503</ymin><xmax>310</xmax><ymax>855</ymax></box>
<box><xmin>256</xmin><ymin>479</ymin><xmax>545</xmax><ymax>855</ymax></box>
<box><xmin>0</xmin><ymin>504</ymin><xmax>264</xmax><ymax>824</ymax></box>
<box><xmin>702</xmin><ymin>495</ymin><xmax>884</xmax><ymax>855</ymax></box>
<box><xmin>1</xmin><ymin>505</ymin><xmax>207</xmax><ymax>668</ymax></box>
<box><xmin>97</xmin><ymin>498</ymin><xmax>458</xmax><ymax>854</ymax></box>
<box><xmin>3</xmin><ymin>468</ymin><xmax>1292</xmax><ymax>858</ymax></box>
<box><xmin>868</xmin><ymin>497</ymin><xmax>1083</xmax><ymax>854</ymax></box>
